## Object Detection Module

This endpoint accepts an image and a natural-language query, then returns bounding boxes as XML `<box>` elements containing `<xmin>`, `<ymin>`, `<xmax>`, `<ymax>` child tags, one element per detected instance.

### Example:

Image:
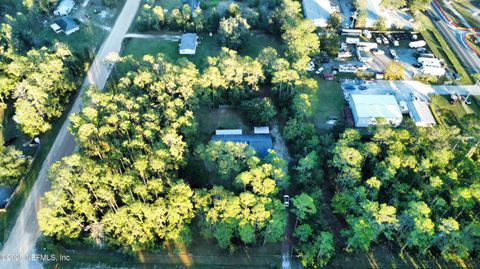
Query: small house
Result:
<box><xmin>211</xmin><ymin>134</ymin><xmax>273</xmax><ymax>157</ymax></box>
<box><xmin>50</xmin><ymin>17</ymin><xmax>79</xmax><ymax>35</ymax></box>
<box><xmin>54</xmin><ymin>0</ymin><xmax>75</xmax><ymax>16</ymax></box>
<box><xmin>179</xmin><ymin>33</ymin><xmax>198</xmax><ymax>55</ymax></box>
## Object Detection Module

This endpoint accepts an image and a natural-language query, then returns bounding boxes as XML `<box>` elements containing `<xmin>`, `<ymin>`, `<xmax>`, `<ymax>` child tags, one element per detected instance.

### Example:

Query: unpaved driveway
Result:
<box><xmin>0</xmin><ymin>1</ymin><xmax>141</xmax><ymax>268</ymax></box>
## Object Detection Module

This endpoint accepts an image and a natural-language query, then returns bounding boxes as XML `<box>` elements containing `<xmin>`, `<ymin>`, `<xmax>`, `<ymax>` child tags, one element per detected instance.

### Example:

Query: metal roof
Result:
<box><xmin>180</xmin><ymin>33</ymin><xmax>197</xmax><ymax>51</ymax></box>
<box><xmin>211</xmin><ymin>134</ymin><xmax>273</xmax><ymax>158</ymax></box>
<box><xmin>349</xmin><ymin>94</ymin><xmax>403</xmax><ymax>119</ymax></box>
<box><xmin>407</xmin><ymin>101</ymin><xmax>436</xmax><ymax>126</ymax></box>
<box><xmin>53</xmin><ymin>16</ymin><xmax>79</xmax><ymax>32</ymax></box>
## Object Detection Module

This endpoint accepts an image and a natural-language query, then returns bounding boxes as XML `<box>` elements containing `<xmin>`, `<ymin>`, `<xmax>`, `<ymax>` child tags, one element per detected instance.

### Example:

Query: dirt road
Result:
<box><xmin>0</xmin><ymin>1</ymin><xmax>141</xmax><ymax>268</ymax></box>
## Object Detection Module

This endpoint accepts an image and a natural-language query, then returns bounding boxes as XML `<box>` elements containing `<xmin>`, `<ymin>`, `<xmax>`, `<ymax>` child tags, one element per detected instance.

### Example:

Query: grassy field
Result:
<box><xmin>429</xmin><ymin>94</ymin><xmax>479</xmax><ymax>127</ymax></box>
<box><xmin>312</xmin><ymin>79</ymin><xmax>345</xmax><ymax>129</ymax></box>
<box><xmin>417</xmin><ymin>13</ymin><xmax>473</xmax><ymax>84</ymax></box>
<box><xmin>121</xmin><ymin>32</ymin><xmax>282</xmax><ymax>69</ymax></box>
<box><xmin>194</xmin><ymin>106</ymin><xmax>250</xmax><ymax>143</ymax></box>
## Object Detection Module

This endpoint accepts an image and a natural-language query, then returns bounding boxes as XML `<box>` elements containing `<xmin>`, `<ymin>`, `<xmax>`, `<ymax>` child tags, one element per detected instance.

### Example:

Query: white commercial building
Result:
<box><xmin>407</xmin><ymin>101</ymin><xmax>436</xmax><ymax>127</ymax></box>
<box><xmin>302</xmin><ymin>0</ymin><xmax>333</xmax><ymax>27</ymax></box>
<box><xmin>348</xmin><ymin>94</ymin><xmax>403</xmax><ymax>127</ymax></box>
<box><xmin>54</xmin><ymin>0</ymin><xmax>75</xmax><ymax>16</ymax></box>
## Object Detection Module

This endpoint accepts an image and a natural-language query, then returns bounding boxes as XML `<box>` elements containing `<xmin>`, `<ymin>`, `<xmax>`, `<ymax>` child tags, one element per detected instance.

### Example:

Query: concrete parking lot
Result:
<box><xmin>341</xmin><ymin>80</ymin><xmax>480</xmax><ymax>102</ymax></box>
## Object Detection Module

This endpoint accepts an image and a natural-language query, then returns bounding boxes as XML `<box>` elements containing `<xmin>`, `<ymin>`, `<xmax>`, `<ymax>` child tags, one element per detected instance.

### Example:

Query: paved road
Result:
<box><xmin>430</xmin><ymin>1</ymin><xmax>480</xmax><ymax>72</ymax></box>
<box><xmin>0</xmin><ymin>1</ymin><xmax>141</xmax><ymax>268</ymax></box>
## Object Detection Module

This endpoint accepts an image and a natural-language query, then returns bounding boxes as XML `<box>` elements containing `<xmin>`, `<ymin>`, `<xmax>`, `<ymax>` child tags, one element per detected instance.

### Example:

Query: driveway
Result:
<box><xmin>0</xmin><ymin>1</ymin><xmax>141</xmax><ymax>268</ymax></box>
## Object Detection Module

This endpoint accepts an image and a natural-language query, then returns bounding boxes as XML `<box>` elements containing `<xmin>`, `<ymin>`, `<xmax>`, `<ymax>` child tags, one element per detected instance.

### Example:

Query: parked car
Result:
<box><xmin>371</xmin><ymin>49</ymin><xmax>385</xmax><ymax>55</ymax></box>
<box><xmin>283</xmin><ymin>195</ymin><xmax>290</xmax><ymax>207</ymax></box>
<box><xmin>375</xmin><ymin>36</ymin><xmax>382</xmax><ymax>44</ymax></box>
<box><xmin>382</xmin><ymin>36</ymin><xmax>389</xmax><ymax>45</ymax></box>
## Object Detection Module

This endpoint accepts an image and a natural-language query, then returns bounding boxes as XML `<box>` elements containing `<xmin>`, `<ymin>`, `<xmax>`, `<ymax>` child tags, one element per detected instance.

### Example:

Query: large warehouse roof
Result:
<box><xmin>302</xmin><ymin>0</ymin><xmax>333</xmax><ymax>27</ymax></box>
<box><xmin>349</xmin><ymin>94</ymin><xmax>403</xmax><ymax>119</ymax></box>
<box><xmin>407</xmin><ymin>101</ymin><xmax>436</xmax><ymax>127</ymax></box>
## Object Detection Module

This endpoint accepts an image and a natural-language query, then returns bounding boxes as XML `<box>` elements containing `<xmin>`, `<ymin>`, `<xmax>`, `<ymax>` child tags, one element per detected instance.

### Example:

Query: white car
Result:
<box><xmin>375</xmin><ymin>37</ymin><xmax>382</xmax><ymax>44</ymax></box>
<box><xmin>283</xmin><ymin>195</ymin><xmax>290</xmax><ymax>207</ymax></box>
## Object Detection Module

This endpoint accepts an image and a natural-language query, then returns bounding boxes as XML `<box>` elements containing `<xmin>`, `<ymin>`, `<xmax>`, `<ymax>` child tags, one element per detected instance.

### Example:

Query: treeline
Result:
<box><xmin>0</xmin><ymin>17</ymin><xmax>80</xmax><ymax>185</ymax></box>
<box><xmin>329</xmin><ymin>124</ymin><xmax>480</xmax><ymax>262</ymax></box>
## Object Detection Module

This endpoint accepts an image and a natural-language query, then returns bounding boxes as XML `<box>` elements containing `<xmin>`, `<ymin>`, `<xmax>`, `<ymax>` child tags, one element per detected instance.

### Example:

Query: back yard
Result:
<box><xmin>121</xmin><ymin>32</ymin><xmax>282</xmax><ymax>69</ymax></box>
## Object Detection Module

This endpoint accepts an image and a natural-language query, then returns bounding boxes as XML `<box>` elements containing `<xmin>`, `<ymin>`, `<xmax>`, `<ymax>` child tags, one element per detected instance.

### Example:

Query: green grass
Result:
<box><xmin>194</xmin><ymin>106</ymin><xmax>250</xmax><ymax>143</ymax></box>
<box><xmin>428</xmin><ymin>94</ymin><xmax>480</xmax><ymax>127</ymax></box>
<box><xmin>312</xmin><ymin>79</ymin><xmax>345</xmax><ymax>128</ymax></box>
<box><xmin>37</xmin><ymin>23</ymin><xmax>107</xmax><ymax>59</ymax></box>
<box><xmin>153</xmin><ymin>0</ymin><xmax>183</xmax><ymax>9</ymax></box>
<box><xmin>121</xmin><ymin>32</ymin><xmax>282</xmax><ymax>70</ymax></box>
<box><xmin>418</xmin><ymin>13</ymin><xmax>473</xmax><ymax>84</ymax></box>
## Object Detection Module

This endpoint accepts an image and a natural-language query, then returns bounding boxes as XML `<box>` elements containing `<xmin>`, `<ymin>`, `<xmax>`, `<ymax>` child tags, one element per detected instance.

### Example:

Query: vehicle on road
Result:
<box><xmin>283</xmin><ymin>195</ymin><xmax>290</xmax><ymax>207</ymax></box>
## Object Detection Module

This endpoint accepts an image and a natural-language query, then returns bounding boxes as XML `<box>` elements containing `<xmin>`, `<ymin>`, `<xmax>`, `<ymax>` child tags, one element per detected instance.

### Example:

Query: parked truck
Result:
<box><xmin>409</xmin><ymin>40</ymin><xmax>427</xmax><ymax>48</ymax></box>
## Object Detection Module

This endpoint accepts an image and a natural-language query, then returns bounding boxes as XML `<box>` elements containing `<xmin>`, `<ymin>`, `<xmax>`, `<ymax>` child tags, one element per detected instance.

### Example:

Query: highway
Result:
<box><xmin>430</xmin><ymin>1</ymin><xmax>480</xmax><ymax>72</ymax></box>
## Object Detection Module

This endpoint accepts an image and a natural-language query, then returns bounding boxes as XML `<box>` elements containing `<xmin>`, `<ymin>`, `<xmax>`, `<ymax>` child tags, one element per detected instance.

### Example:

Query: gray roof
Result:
<box><xmin>211</xmin><ymin>134</ymin><xmax>273</xmax><ymax>158</ymax></box>
<box><xmin>180</xmin><ymin>33</ymin><xmax>197</xmax><ymax>51</ymax></box>
<box><xmin>53</xmin><ymin>16</ymin><xmax>79</xmax><ymax>32</ymax></box>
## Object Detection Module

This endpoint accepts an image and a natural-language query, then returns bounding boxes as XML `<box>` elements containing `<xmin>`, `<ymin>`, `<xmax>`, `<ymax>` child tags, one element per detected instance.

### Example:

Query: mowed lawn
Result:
<box><xmin>429</xmin><ymin>94</ymin><xmax>479</xmax><ymax>127</ymax></box>
<box><xmin>312</xmin><ymin>79</ymin><xmax>345</xmax><ymax>128</ymax></box>
<box><xmin>121</xmin><ymin>32</ymin><xmax>282</xmax><ymax>69</ymax></box>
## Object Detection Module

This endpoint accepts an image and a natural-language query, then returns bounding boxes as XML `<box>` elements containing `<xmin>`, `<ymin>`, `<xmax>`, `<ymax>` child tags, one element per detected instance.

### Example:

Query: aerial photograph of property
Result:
<box><xmin>0</xmin><ymin>0</ymin><xmax>479</xmax><ymax>268</ymax></box>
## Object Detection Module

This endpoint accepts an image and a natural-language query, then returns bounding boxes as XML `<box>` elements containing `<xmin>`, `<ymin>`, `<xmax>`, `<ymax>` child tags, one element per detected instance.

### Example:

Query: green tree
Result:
<box><xmin>218</xmin><ymin>16</ymin><xmax>251</xmax><ymax>50</ymax></box>
<box><xmin>291</xmin><ymin>193</ymin><xmax>317</xmax><ymax>228</ymax></box>
<box><xmin>384</xmin><ymin>61</ymin><xmax>405</xmax><ymax>80</ymax></box>
<box><xmin>0</xmin><ymin>146</ymin><xmax>30</xmax><ymax>185</ymax></box>
<box><xmin>240</xmin><ymin>97</ymin><xmax>277</xmax><ymax>125</ymax></box>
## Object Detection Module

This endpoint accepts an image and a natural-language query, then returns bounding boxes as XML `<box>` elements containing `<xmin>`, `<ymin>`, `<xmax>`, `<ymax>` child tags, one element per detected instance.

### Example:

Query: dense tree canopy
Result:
<box><xmin>39</xmin><ymin>55</ymin><xmax>200</xmax><ymax>251</ymax></box>
<box><xmin>330</xmin><ymin>126</ymin><xmax>480</xmax><ymax>261</ymax></box>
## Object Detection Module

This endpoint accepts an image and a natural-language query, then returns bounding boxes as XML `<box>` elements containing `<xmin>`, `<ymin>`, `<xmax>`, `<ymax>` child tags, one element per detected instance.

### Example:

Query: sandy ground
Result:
<box><xmin>0</xmin><ymin>1</ymin><xmax>141</xmax><ymax>269</ymax></box>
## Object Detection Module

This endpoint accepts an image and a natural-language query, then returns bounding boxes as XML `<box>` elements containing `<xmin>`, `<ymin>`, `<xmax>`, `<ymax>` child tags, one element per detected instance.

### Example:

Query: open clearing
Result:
<box><xmin>121</xmin><ymin>32</ymin><xmax>282</xmax><ymax>69</ymax></box>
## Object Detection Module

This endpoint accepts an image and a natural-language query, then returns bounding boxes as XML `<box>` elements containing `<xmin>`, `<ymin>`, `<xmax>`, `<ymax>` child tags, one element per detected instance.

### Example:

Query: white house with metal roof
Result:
<box><xmin>179</xmin><ymin>33</ymin><xmax>198</xmax><ymax>55</ymax></box>
<box><xmin>348</xmin><ymin>94</ymin><xmax>403</xmax><ymax>127</ymax></box>
<box><xmin>50</xmin><ymin>17</ymin><xmax>79</xmax><ymax>35</ymax></box>
<box><xmin>54</xmin><ymin>0</ymin><xmax>75</xmax><ymax>16</ymax></box>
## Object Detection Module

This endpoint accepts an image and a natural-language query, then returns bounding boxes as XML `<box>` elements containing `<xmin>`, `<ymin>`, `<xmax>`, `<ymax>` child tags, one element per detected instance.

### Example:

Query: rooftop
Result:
<box><xmin>302</xmin><ymin>0</ymin><xmax>333</xmax><ymax>27</ymax></box>
<box><xmin>407</xmin><ymin>101</ymin><xmax>436</xmax><ymax>126</ymax></box>
<box><xmin>211</xmin><ymin>134</ymin><xmax>273</xmax><ymax>158</ymax></box>
<box><xmin>180</xmin><ymin>33</ymin><xmax>198</xmax><ymax>52</ymax></box>
<box><xmin>349</xmin><ymin>94</ymin><xmax>402</xmax><ymax>119</ymax></box>
<box><xmin>52</xmin><ymin>16</ymin><xmax>79</xmax><ymax>32</ymax></box>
